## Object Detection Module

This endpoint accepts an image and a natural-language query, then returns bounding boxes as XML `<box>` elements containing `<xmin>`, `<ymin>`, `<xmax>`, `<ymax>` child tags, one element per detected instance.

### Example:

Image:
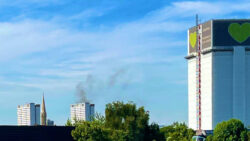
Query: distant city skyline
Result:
<box><xmin>17</xmin><ymin>95</ymin><xmax>52</xmax><ymax>126</ymax></box>
<box><xmin>17</xmin><ymin>95</ymin><xmax>95</xmax><ymax>126</ymax></box>
<box><xmin>1</xmin><ymin>0</ymin><xmax>250</xmax><ymax>125</ymax></box>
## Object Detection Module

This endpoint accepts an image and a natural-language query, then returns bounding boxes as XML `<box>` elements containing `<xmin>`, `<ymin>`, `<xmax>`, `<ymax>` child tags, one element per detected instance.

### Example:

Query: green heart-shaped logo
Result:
<box><xmin>190</xmin><ymin>32</ymin><xmax>197</xmax><ymax>48</ymax></box>
<box><xmin>228</xmin><ymin>23</ymin><xmax>250</xmax><ymax>43</ymax></box>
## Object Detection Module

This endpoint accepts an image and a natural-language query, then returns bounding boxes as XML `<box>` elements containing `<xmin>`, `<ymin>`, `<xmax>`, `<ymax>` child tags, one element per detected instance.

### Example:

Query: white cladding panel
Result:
<box><xmin>188</xmin><ymin>58</ymin><xmax>196</xmax><ymax>130</ymax></box>
<box><xmin>188</xmin><ymin>53</ymin><xmax>213</xmax><ymax>130</ymax></box>
<box><xmin>201</xmin><ymin>53</ymin><xmax>212</xmax><ymax>130</ymax></box>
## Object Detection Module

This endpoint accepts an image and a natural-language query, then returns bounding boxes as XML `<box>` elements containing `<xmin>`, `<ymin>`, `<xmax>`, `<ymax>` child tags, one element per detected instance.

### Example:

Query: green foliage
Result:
<box><xmin>107</xmin><ymin>129</ymin><xmax>129</xmax><ymax>141</ymax></box>
<box><xmin>213</xmin><ymin>119</ymin><xmax>248</xmax><ymax>141</ymax></box>
<box><xmin>65</xmin><ymin>117</ymin><xmax>81</xmax><ymax>126</ymax></box>
<box><xmin>105</xmin><ymin>101</ymin><xmax>150</xmax><ymax>141</ymax></box>
<box><xmin>93</xmin><ymin>113</ymin><xmax>105</xmax><ymax>123</ymax></box>
<box><xmin>206</xmin><ymin>135</ymin><xmax>213</xmax><ymax>141</ymax></box>
<box><xmin>144</xmin><ymin>123</ymin><xmax>165</xmax><ymax>141</ymax></box>
<box><xmin>71</xmin><ymin>101</ymin><xmax>163</xmax><ymax>141</ymax></box>
<box><xmin>240</xmin><ymin>130</ymin><xmax>248</xmax><ymax>141</ymax></box>
<box><xmin>71</xmin><ymin>120</ymin><xmax>109</xmax><ymax>141</ymax></box>
<box><xmin>65</xmin><ymin>119</ymin><xmax>72</xmax><ymax>126</ymax></box>
<box><xmin>247</xmin><ymin>131</ymin><xmax>250</xmax><ymax>141</ymax></box>
<box><xmin>160</xmin><ymin>122</ymin><xmax>195</xmax><ymax>141</ymax></box>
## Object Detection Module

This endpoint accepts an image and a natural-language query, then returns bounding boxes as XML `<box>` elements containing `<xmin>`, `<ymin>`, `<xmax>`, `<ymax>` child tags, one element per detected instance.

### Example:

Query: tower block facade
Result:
<box><xmin>186</xmin><ymin>19</ymin><xmax>250</xmax><ymax>130</ymax></box>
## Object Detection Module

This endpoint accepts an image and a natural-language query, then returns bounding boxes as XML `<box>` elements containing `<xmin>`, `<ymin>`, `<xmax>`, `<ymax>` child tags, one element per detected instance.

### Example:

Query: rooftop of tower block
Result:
<box><xmin>187</xmin><ymin>19</ymin><xmax>250</xmax><ymax>57</ymax></box>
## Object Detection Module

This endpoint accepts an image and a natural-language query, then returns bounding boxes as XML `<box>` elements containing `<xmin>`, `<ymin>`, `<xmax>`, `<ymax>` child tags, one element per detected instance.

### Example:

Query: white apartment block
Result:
<box><xmin>186</xmin><ymin>19</ymin><xmax>250</xmax><ymax>130</ymax></box>
<box><xmin>70</xmin><ymin>102</ymin><xmax>95</xmax><ymax>123</ymax></box>
<box><xmin>17</xmin><ymin>103</ymin><xmax>40</xmax><ymax>125</ymax></box>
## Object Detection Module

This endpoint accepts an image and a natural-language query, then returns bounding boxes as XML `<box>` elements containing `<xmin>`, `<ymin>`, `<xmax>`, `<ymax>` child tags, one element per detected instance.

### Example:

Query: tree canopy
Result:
<box><xmin>70</xmin><ymin>102</ymin><xmax>250</xmax><ymax>141</ymax></box>
<box><xmin>248</xmin><ymin>131</ymin><xmax>250</xmax><ymax>141</ymax></box>
<box><xmin>72</xmin><ymin>120</ymin><xmax>109</xmax><ymax>141</ymax></box>
<box><xmin>65</xmin><ymin>118</ymin><xmax>73</xmax><ymax>126</ymax></box>
<box><xmin>105</xmin><ymin>101</ymin><xmax>150</xmax><ymax>141</ymax></box>
<box><xmin>160</xmin><ymin>122</ymin><xmax>195</xmax><ymax>141</ymax></box>
<box><xmin>71</xmin><ymin>101</ymin><xmax>164</xmax><ymax>141</ymax></box>
<box><xmin>213</xmin><ymin>119</ymin><xmax>248</xmax><ymax>141</ymax></box>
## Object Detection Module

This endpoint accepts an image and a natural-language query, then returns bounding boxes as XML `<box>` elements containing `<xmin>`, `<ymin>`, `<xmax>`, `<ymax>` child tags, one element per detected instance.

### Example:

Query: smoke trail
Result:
<box><xmin>75</xmin><ymin>74</ymin><xmax>94</xmax><ymax>103</ymax></box>
<box><xmin>76</xmin><ymin>82</ymin><xmax>89</xmax><ymax>103</ymax></box>
<box><xmin>86</xmin><ymin>74</ymin><xmax>94</xmax><ymax>91</ymax></box>
<box><xmin>75</xmin><ymin>68</ymin><xmax>130</xmax><ymax>102</ymax></box>
<box><xmin>109</xmin><ymin>68</ymin><xmax>126</xmax><ymax>87</ymax></box>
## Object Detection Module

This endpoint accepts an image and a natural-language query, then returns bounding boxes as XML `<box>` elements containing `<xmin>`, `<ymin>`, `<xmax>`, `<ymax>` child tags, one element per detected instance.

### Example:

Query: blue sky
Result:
<box><xmin>0</xmin><ymin>0</ymin><xmax>250</xmax><ymax>125</ymax></box>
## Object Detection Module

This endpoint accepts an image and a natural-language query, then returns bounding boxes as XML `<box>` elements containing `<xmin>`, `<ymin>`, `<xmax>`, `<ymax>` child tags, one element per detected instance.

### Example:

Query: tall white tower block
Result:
<box><xmin>17</xmin><ymin>103</ymin><xmax>40</xmax><ymax>125</ymax></box>
<box><xmin>186</xmin><ymin>19</ymin><xmax>250</xmax><ymax>130</ymax></box>
<box><xmin>70</xmin><ymin>102</ymin><xmax>95</xmax><ymax>123</ymax></box>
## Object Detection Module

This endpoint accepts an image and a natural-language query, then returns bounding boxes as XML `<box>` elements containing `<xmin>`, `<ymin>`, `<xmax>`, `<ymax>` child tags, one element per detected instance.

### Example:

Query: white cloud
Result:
<box><xmin>0</xmin><ymin>1</ymin><xmax>194</xmax><ymax>93</ymax></box>
<box><xmin>172</xmin><ymin>1</ymin><xmax>222</xmax><ymax>15</ymax></box>
<box><xmin>0</xmin><ymin>77</ymin><xmax>77</xmax><ymax>90</ymax></box>
<box><xmin>143</xmin><ymin>1</ymin><xmax>250</xmax><ymax>23</ymax></box>
<box><xmin>39</xmin><ymin>69</ymin><xmax>91</xmax><ymax>78</ymax></box>
<box><xmin>0</xmin><ymin>20</ymin><xmax>72</xmax><ymax>61</ymax></box>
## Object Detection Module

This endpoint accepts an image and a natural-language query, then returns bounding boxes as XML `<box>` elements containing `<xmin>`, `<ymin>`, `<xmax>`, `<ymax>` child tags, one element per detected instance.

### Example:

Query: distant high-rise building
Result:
<box><xmin>70</xmin><ymin>102</ymin><xmax>95</xmax><ymax>123</ymax></box>
<box><xmin>90</xmin><ymin>104</ymin><xmax>95</xmax><ymax>117</ymax></box>
<box><xmin>41</xmin><ymin>94</ymin><xmax>47</xmax><ymax>125</ymax></box>
<box><xmin>46</xmin><ymin>119</ymin><xmax>54</xmax><ymax>126</ymax></box>
<box><xmin>17</xmin><ymin>103</ymin><xmax>40</xmax><ymax>125</ymax></box>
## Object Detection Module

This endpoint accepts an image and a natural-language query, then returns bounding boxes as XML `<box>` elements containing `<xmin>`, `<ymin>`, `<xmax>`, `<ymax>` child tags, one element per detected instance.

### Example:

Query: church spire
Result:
<box><xmin>41</xmin><ymin>93</ymin><xmax>47</xmax><ymax>125</ymax></box>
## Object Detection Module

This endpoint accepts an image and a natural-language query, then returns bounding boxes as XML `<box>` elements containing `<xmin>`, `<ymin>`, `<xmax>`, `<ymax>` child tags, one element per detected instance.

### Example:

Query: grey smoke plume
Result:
<box><xmin>76</xmin><ymin>82</ymin><xmax>89</xmax><ymax>103</ymax></box>
<box><xmin>75</xmin><ymin>74</ymin><xmax>94</xmax><ymax>103</ymax></box>
<box><xmin>109</xmin><ymin>68</ymin><xmax>126</xmax><ymax>87</ymax></box>
<box><xmin>75</xmin><ymin>68</ymin><xmax>129</xmax><ymax>102</ymax></box>
<box><xmin>85</xmin><ymin>74</ymin><xmax>94</xmax><ymax>91</ymax></box>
